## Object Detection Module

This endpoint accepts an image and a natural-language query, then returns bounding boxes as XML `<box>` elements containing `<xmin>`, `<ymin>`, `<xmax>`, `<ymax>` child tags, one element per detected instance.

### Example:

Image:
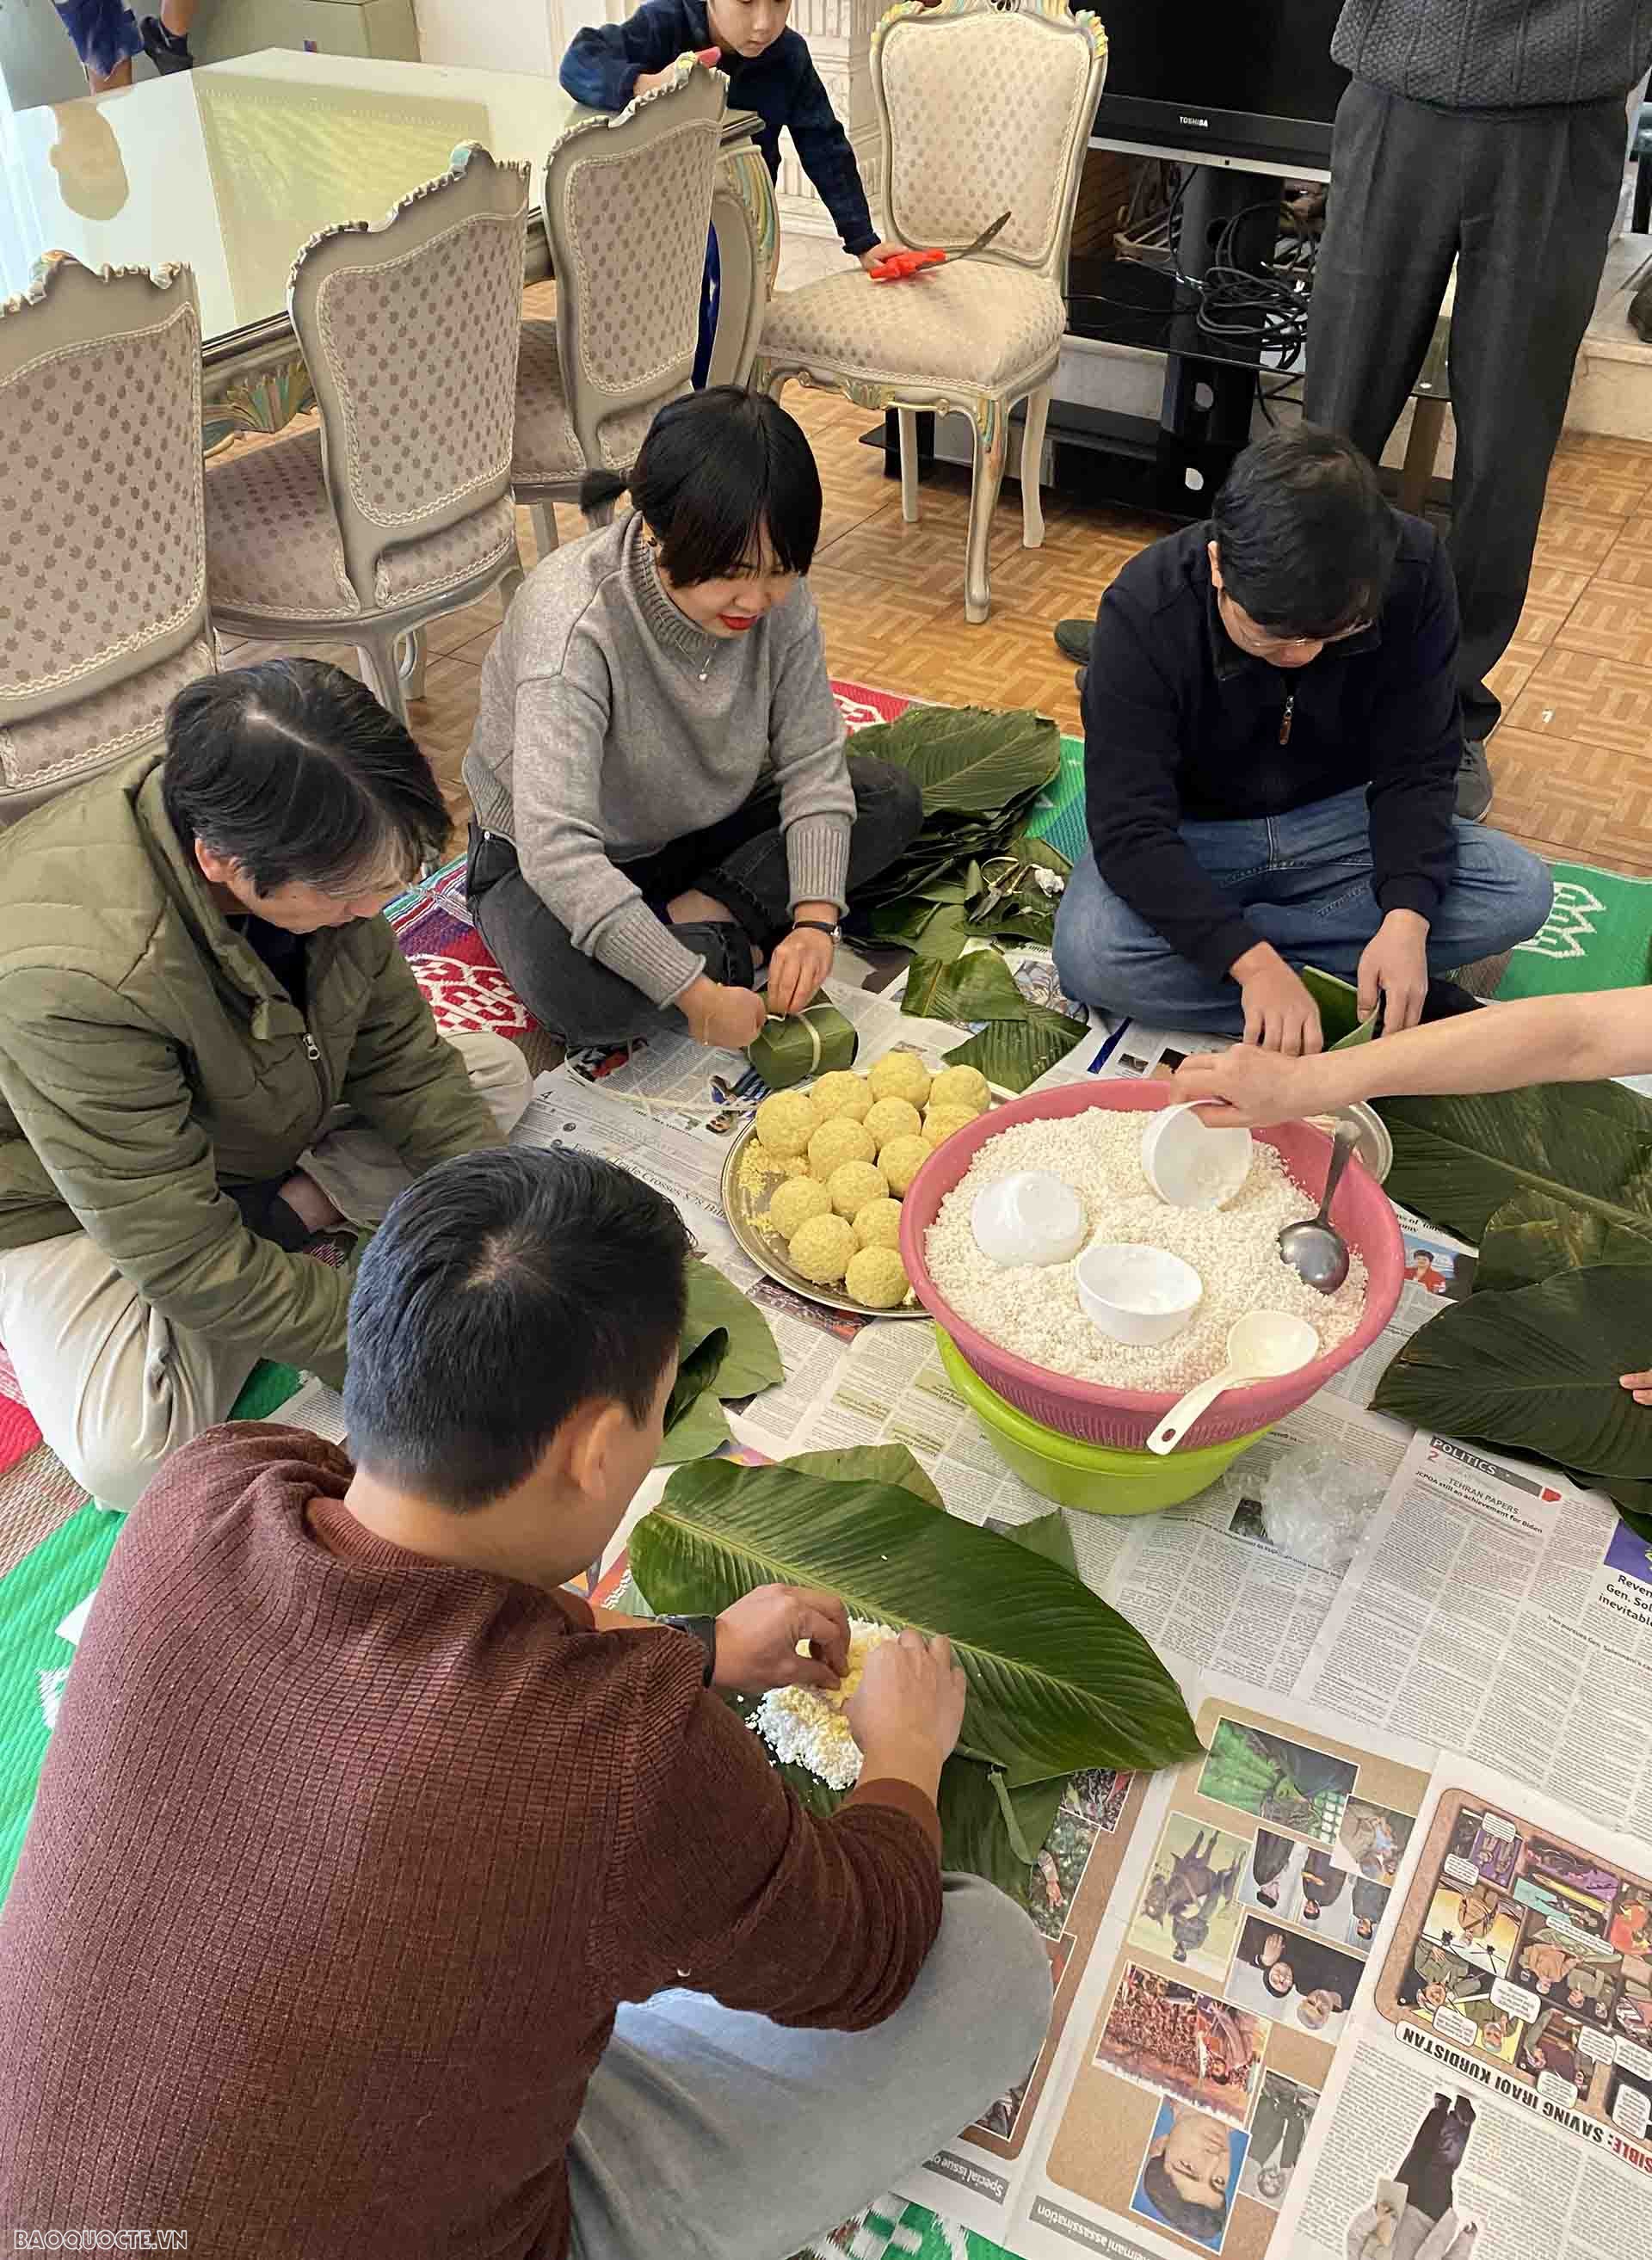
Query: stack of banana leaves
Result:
<box><xmin>848</xmin><ymin>705</ymin><xmax>1071</xmax><ymax>959</ymax></box>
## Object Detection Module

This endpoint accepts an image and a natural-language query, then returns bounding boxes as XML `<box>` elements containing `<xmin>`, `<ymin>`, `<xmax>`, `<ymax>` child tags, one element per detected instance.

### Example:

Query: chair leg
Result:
<box><xmin>500</xmin><ymin>560</ymin><xmax>526</xmax><ymax>611</ymax></box>
<box><xmin>897</xmin><ymin>408</ymin><xmax>922</xmax><ymax>525</ymax></box>
<box><xmin>397</xmin><ymin>629</ymin><xmax>428</xmax><ymax>704</ymax></box>
<box><xmin>531</xmin><ymin>502</ymin><xmax>562</xmax><ymax>561</ymax></box>
<box><xmin>1020</xmin><ymin>385</ymin><xmax>1051</xmax><ymax>551</ymax></box>
<box><xmin>355</xmin><ymin>631</ymin><xmax>408</xmax><ymax>724</ymax></box>
<box><xmin>964</xmin><ymin>412</ymin><xmax>1009</xmax><ymax>626</ymax></box>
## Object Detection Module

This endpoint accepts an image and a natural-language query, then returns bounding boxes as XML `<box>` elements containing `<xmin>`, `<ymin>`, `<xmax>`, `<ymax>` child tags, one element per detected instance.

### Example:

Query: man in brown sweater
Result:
<box><xmin>0</xmin><ymin>1147</ymin><xmax>1051</xmax><ymax>2259</ymax></box>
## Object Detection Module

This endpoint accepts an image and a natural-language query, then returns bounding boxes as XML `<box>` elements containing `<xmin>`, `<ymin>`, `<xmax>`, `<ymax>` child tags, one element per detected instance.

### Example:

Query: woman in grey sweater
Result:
<box><xmin>463</xmin><ymin>390</ymin><xmax>922</xmax><ymax>1052</ymax></box>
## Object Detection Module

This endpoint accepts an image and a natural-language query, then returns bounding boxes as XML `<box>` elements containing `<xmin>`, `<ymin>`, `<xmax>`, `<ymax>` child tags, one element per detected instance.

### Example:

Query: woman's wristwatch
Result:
<box><xmin>792</xmin><ymin>920</ymin><xmax>841</xmax><ymax>941</ymax></box>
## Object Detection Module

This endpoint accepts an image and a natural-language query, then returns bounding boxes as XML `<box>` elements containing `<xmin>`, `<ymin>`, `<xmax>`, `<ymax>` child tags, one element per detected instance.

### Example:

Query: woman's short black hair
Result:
<box><xmin>1211</xmin><ymin>423</ymin><xmax>1399</xmax><ymax>641</ymax></box>
<box><xmin>581</xmin><ymin>386</ymin><xmax>823</xmax><ymax>586</ymax></box>
<box><xmin>1140</xmin><ymin>2155</ymin><xmax>1228</xmax><ymax>2242</ymax></box>
<box><xmin>162</xmin><ymin>658</ymin><xmax>450</xmax><ymax>896</ymax></box>
<box><xmin>343</xmin><ymin>1146</ymin><xmax>690</xmax><ymax>1510</ymax></box>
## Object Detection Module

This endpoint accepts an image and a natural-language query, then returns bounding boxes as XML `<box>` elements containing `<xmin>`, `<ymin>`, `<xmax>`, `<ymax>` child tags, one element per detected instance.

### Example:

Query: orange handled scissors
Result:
<box><xmin>868</xmin><ymin>211</ymin><xmax>1011</xmax><ymax>283</ymax></box>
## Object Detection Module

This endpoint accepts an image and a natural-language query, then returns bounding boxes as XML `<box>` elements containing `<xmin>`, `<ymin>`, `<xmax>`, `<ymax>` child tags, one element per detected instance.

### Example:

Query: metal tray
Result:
<box><xmin>719</xmin><ymin>1119</ymin><xmax>930</xmax><ymax>1321</ymax></box>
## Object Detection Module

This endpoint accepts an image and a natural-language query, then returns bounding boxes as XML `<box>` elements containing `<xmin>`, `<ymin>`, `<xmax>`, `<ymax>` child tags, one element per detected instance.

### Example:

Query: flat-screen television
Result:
<box><xmin>1089</xmin><ymin>0</ymin><xmax>1350</xmax><ymax>171</ymax></box>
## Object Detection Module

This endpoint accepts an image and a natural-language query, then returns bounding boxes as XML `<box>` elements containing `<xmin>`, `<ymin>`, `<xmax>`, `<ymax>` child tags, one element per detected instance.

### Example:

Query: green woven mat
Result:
<box><xmin>0</xmin><ymin>1503</ymin><xmax>126</xmax><ymax>1898</ymax></box>
<box><xmin>0</xmin><ymin>1360</ymin><xmax>305</xmax><ymax>1900</ymax></box>
<box><xmin>1025</xmin><ymin>734</ymin><xmax>1086</xmax><ymax>868</ymax></box>
<box><xmin>1496</xmin><ymin>861</ymin><xmax>1652</xmax><ymax>1001</ymax></box>
<box><xmin>805</xmin><ymin>2194</ymin><xmax>1015</xmax><ymax>2260</ymax></box>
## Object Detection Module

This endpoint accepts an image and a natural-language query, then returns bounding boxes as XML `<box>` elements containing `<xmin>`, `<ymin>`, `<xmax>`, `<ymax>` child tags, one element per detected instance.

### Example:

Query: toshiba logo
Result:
<box><xmin>1180</xmin><ymin>114</ymin><xmax>1211</xmax><ymax>127</ymax></box>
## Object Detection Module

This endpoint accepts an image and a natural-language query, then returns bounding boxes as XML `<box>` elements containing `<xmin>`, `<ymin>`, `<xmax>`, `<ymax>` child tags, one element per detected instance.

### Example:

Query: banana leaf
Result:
<box><xmin>1375</xmin><ymin>1080</ymin><xmax>1652</xmax><ymax>1248</ymax></box>
<box><xmin>781</xmin><ymin>1442</ymin><xmax>946</xmax><ymax>1512</ymax></box>
<box><xmin>664</xmin><ymin>1327</ymin><xmax>726</xmax><ymax>1436</ymax></box>
<box><xmin>945</xmin><ymin>1006</ymin><xmax>1089</xmax><ymax>1093</ymax></box>
<box><xmin>656</xmin><ymin>1261</ymin><xmax>784</xmax><ymax>1465</ymax></box>
<box><xmin>869</xmin><ymin>900</ymin><xmax>980</xmax><ymax>963</ymax></box>
<box><xmin>848</xmin><ymin>707</ymin><xmax>1063</xmax><ymax>915</ymax></box>
<box><xmin>630</xmin><ymin>1456</ymin><xmax>1200</xmax><ymax>1779</ymax></box>
<box><xmin>656</xmin><ymin>1388</ymin><xmax>732</xmax><ymax>1466</ymax></box>
<box><xmin>903</xmin><ymin>947</ymin><xmax>1032</xmax><ymax>1024</ymax></box>
<box><xmin>1372</xmin><ymin>1263</ymin><xmax>1652</xmax><ymax>1489</ymax></box>
<box><xmin>849</xmin><ymin>705</ymin><xmax>1062</xmax><ymax>816</ymax></box>
<box><xmin>1475</xmin><ymin>1187</ymin><xmax>1652</xmax><ymax>1294</ymax></box>
<box><xmin>681</xmin><ymin>1258</ymin><xmax>785</xmax><ymax>1401</ymax></box>
<box><xmin>997</xmin><ymin>1510</ymin><xmax>1078</xmax><ymax>1576</ymax></box>
<box><xmin>746</xmin><ymin>1002</ymin><xmax>857</xmax><ymax>1091</ymax></box>
<box><xmin>1301</xmin><ymin>966</ymin><xmax>1381</xmax><ymax>1050</ymax></box>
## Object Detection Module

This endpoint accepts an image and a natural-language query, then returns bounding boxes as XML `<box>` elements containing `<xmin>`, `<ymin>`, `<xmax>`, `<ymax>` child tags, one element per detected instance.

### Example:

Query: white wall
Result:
<box><xmin>413</xmin><ymin>0</ymin><xmax>552</xmax><ymax>75</ymax></box>
<box><xmin>412</xmin><ymin>1</ymin><xmax>632</xmax><ymax>77</ymax></box>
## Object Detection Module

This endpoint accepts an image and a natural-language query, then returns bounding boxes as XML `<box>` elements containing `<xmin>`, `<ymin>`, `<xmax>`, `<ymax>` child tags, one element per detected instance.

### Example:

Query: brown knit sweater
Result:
<box><xmin>0</xmin><ymin>1426</ymin><xmax>942</xmax><ymax>2257</ymax></box>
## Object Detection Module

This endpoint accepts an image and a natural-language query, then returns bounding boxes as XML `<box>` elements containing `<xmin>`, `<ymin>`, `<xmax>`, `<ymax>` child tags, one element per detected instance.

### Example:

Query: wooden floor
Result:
<box><xmin>226</xmin><ymin>393</ymin><xmax>1652</xmax><ymax>883</ymax></box>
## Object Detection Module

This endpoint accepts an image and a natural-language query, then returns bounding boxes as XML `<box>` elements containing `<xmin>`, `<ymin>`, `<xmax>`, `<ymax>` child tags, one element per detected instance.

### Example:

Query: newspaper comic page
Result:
<box><xmin>1272</xmin><ymin>1760</ymin><xmax>1652</xmax><ymax>2260</ymax></box>
<box><xmin>897</xmin><ymin>1680</ymin><xmax>1436</xmax><ymax>2260</ymax></box>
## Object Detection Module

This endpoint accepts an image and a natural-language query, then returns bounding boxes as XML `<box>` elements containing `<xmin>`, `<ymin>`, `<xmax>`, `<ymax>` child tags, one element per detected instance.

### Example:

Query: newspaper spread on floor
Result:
<box><xmin>505</xmin><ymin>966</ymin><xmax>1652</xmax><ymax>2260</ymax></box>
<box><xmin>1271</xmin><ymin>1759</ymin><xmax>1652</xmax><ymax>2260</ymax></box>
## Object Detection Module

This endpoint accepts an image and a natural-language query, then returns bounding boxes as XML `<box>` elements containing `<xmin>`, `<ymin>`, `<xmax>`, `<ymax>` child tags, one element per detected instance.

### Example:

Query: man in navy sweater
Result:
<box><xmin>1052</xmin><ymin>427</ymin><xmax>1552</xmax><ymax>1053</ymax></box>
<box><xmin>563</xmin><ymin>0</ymin><xmax>912</xmax><ymax>273</ymax></box>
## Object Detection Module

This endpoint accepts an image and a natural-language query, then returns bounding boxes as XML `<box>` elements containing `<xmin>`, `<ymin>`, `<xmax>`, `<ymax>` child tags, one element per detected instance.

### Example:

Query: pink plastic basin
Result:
<box><xmin>899</xmin><ymin>1081</ymin><xmax>1402</xmax><ymax>1449</ymax></box>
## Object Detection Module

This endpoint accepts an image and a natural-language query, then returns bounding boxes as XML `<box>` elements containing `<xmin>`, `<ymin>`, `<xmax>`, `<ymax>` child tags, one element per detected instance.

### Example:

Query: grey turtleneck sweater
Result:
<box><xmin>1333</xmin><ymin>0</ymin><xmax>1652</xmax><ymax>108</ymax></box>
<box><xmin>464</xmin><ymin>515</ymin><xmax>854</xmax><ymax>1009</ymax></box>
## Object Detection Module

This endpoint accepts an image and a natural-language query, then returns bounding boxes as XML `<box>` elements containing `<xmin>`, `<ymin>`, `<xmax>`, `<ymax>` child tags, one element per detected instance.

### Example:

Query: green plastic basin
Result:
<box><xmin>936</xmin><ymin>1330</ymin><xmax>1272</xmax><ymax>1516</ymax></box>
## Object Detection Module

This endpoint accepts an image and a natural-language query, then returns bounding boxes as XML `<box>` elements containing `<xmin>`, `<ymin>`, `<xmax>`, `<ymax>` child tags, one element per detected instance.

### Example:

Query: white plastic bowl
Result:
<box><xmin>1141</xmin><ymin>1103</ymin><xmax>1253</xmax><ymax>1210</ymax></box>
<box><xmin>1075</xmin><ymin>1242</ymin><xmax>1204</xmax><ymax>1346</ymax></box>
<box><xmin>971</xmin><ymin>1170</ymin><xmax>1088</xmax><ymax>1269</ymax></box>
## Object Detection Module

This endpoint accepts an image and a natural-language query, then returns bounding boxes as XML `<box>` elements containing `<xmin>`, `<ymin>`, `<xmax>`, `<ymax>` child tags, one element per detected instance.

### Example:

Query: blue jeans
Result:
<box><xmin>1053</xmin><ymin>788</ymin><xmax>1553</xmax><ymax>1035</ymax></box>
<box><xmin>692</xmin><ymin>225</ymin><xmax>720</xmax><ymax>388</ymax></box>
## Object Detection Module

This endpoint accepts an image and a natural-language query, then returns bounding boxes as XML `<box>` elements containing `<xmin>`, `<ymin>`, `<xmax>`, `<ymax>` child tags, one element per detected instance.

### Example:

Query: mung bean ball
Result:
<box><xmin>922</xmin><ymin>1105</ymin><xmax>978</xmax><ymax>1149</ymax></box>
<box><xmin>767</xmin><ymin>1175</ymin><xmax>833</xmax><ymax>1240</ymax></box>
<box><xmin>863</xmin><ymin>1096</ymin><xmax>922</xmax><ymax>1152</ymax></box>
<box><xmin>754</xmin><ymin>1090</ymin><xmax>818</xmax><ymax>1159</ymax></box>
<box><xmin>810</xmin><ymin>1070</ymin><xmax>872</xmax><ymax>1123</ymax></box>
<box><xmin>854</xmin><ymin>1198</ymin><xmax>904</xmax><ymax>1252</ymax></box>
<box><xmin>846</xmin><ymin>1245</ymin><xmax>909</xmax><ymax>1309</ymax></box>
<box><xmin>789</xmin><ymin>1211</ymin><xmax>857</xmax><ymax>1285</ymax></box>
<box><xmin>928</xmin><ymin>1064</ymin><xmax>990</xmax><ymax>1114</ymax></box>
<box><xmin>879</xmin><ymin>1135</ymin><xmax>932</xmax><ymax>1197</ymax></box>
<box><xmin>808</xmin><ymin>1117</ymin><xmax>876</xmax><ymax>1179</ymax></box>
<box><xmin>867</xmin><ymin>1051</ymin><xmax>932</xmax><ymax>1108</ymax></box>
<box><xmin>826</xmin><ymin>1159</ymin><xmax>889</xmax><ymax>1221</ymax></box>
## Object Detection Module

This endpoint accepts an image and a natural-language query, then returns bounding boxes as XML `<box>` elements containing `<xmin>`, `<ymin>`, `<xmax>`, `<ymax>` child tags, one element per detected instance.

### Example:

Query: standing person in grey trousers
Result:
<box><xmin>1305</xmin><ymin>0</ymin><xmax>1652</xmax><ymax>821</ymax></box>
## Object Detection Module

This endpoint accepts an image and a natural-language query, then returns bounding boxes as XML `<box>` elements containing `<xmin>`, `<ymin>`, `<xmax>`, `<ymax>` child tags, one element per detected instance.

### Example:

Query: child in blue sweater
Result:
<box><xmin>562</xmin><ymin>0</ymin><xmax>917</xmax><ymax>380</ymax></box>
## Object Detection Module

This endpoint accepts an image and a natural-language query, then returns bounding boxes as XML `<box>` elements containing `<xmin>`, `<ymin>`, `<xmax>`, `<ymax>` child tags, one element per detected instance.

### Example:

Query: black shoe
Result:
<box><xmin>1054</xmin><ymin>619</ymin><xmax>1090</xmax><ymax>663</ymax></box>
<box><xmin>1456</xmin><ymin>739</ymin><xmax>1493</xmax><ymax>822</ymax></box>
<box><xmin>1075</xmin><ymin>665</ymin><xmax>1088</xmax><ymax>699</ymax></box>
<box><xmin>140</xmin><ymin>15</ymin><xmax>194</xmax><ymax>72</ymax></box>
<box><xmin>1420</xmin><ymin>976</ymin><xmax>1482</xmax><ymax>1022</ymax></box>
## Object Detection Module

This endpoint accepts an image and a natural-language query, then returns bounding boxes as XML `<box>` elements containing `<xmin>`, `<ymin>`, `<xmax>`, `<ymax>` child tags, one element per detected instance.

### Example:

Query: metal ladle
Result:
<box><xmin>1278</xmin><ymin>1118</ymin><xmax>1360</xmax><ymax>1294</ymax></box>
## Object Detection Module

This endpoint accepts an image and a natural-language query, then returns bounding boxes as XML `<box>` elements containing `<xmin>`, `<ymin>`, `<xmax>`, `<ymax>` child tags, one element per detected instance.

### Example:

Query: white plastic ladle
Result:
<box><xmin>1147</xmin><ymin>1311</ymin><xmax>1319</xmax><ymax>1456</ymax></box>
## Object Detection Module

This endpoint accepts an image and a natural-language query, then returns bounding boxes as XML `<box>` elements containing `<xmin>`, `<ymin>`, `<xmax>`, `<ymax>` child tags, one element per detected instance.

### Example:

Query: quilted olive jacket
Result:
<box><xmin>0</xmin><ymin>754</ymin><xmax>496</xmax><ymax>1384</ymax></box>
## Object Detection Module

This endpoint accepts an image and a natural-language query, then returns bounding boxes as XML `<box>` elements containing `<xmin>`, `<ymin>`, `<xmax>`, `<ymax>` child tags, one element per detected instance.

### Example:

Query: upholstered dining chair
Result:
<box><xmin>753</xmin><ymin>0</ymin><xmax>1106</xmax><ymax>624</ymax></box>
<box><xmin>0</xmin><ymin>255</ymin><xmax>212</xmax><ymax>826</ymax></box>
<box><xmin>204</xmin><ymin>144</ymin><xmax>530</xmax><ymax>723</ymax></box>
<box><xmin>509</xmin><ymin>58</ymin><xmax>728</xmax><ymax>577</ymax></box>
